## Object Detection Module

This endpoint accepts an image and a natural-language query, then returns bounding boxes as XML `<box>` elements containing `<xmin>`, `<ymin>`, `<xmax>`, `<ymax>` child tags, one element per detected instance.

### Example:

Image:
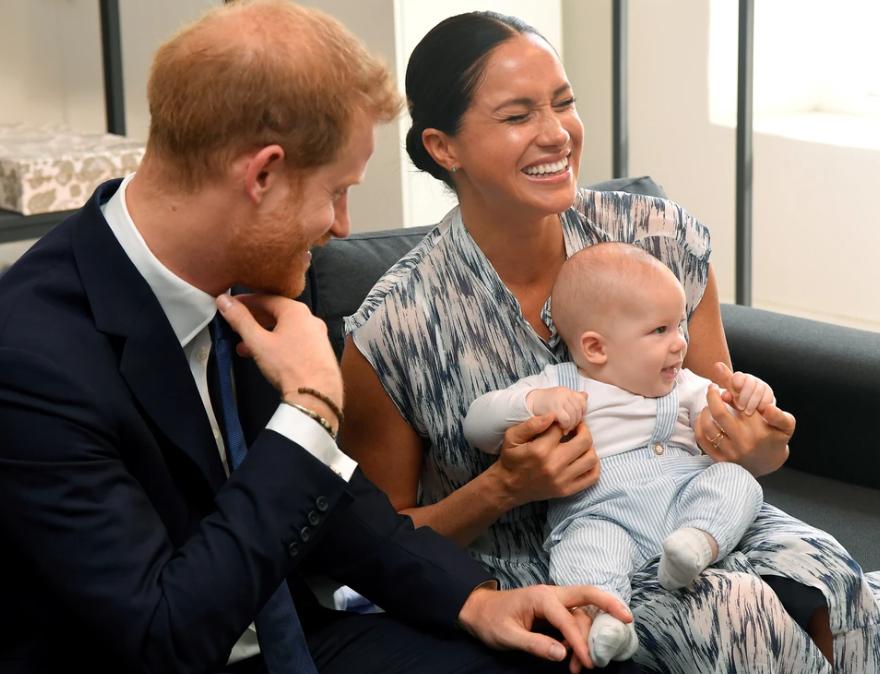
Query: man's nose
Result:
<box><xmin>330</xmin><ymin>193</ymin><xmax>350</xmax><ymax>238</ymax></box>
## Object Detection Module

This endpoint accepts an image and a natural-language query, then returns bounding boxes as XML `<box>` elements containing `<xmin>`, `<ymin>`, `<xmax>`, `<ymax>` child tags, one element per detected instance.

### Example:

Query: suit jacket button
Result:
<box><xmin>287</xmin><ymin>542</ymin><xmax>299</xmax><ymax>558</ymax></box>
<box><xmin>300</xmin><ymin>526</ymin><xmax>311</xmax><ymax>542</ymax></box>
<box><xmin>308</xmin><ymin>510</ymin><xmax>320</xmax><ymax>526</ymax></box>
<box><xmin>315</xmin><ymin>496</ymin><xmax>329</xmax><ymax>512</ymax></box>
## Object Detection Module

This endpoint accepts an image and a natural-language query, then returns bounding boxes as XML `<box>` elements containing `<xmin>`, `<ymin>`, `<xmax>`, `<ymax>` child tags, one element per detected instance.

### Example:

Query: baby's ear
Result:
<box><xmin>580</xmin><ymin>331</ymin><xmax>607</xmax><ymax>365</ymax></box>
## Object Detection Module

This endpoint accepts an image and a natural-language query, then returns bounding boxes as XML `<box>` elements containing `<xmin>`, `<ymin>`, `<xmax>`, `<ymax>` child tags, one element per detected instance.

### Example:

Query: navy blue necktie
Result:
<box><xmin>209</xmin><ymin>314</ymin><xmax>318</xmax><ymax>674</ymax></box>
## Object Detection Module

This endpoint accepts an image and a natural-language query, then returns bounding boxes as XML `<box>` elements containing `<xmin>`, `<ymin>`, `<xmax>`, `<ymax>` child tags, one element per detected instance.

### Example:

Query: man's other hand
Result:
<box><xmin>457</xmin><ymin>584</ymin><xmax>632</xmax><ymax>671</ymax></box>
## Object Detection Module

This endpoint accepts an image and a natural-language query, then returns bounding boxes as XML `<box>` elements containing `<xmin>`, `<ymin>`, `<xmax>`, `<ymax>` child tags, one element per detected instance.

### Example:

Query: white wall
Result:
<box><xmin>624</xmin><ymin>0</ymin><xmax>738</xmax><ymax>308</ymax></box>
<box><xmin>0</xmin><ymin>0</ymin><xmax>103</xmax><ymax>132</ymax></box>
<box><xmin>616</xmin><ymin>0</ymin><xmax>880</xmax><ymax>331</ymax></box>
<box><xmin>0</xmin><ymin>0</ymin><xmax>216</xmax><ymax>138</ymax></box>
<box><xmin>561</xmin><ymin>0</ymin><xmax>613</xmax><ymax>185</ymax></box>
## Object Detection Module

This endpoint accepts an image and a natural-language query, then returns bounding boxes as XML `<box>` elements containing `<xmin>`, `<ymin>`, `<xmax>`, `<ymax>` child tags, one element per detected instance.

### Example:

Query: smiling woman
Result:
<box><xmin>339</xmin><ymin>9</ymin><xmax>880</xmax><ymax>674</ymax></box>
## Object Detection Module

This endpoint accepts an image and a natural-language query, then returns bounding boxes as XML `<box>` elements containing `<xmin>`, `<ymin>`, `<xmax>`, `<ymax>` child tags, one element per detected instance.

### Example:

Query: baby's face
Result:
<box><xmin>596</xmin><ymin>273</ymin><xmax>688</xmax><ymax>397</ymax></box>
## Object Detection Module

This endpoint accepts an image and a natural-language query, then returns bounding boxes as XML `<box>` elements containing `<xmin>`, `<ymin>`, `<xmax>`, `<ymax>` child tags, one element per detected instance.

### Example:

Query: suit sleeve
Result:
<box><xmin>0</xmin><ymin>347</ymin><xmax>350</xmax><ymax>673</ymax></box>
<box><xmin>302</xmin><ymin>470</ymin><xmax>494</xmax><ymax>628</ymax></box>
<box><xmin>0</xmin><ymin>347</ymin><xmax>494</xmax><ymax>671</ymax></box>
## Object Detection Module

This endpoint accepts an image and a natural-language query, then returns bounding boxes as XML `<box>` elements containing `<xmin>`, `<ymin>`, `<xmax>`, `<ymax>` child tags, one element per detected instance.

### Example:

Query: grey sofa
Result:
<box><xmin>300</xmin><ymin>176</ymin><xmax>880</xmax><ymax>573</ymax></box>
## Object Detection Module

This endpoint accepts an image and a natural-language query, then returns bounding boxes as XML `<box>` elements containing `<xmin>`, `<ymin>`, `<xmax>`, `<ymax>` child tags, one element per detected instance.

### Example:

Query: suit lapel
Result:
<box><xmin>118</xmin><ymin>316</ymin><xmax>227</xmax><ymax>491</ymax></box>
<box><xmin>72</xmin><ymin>180</ymin><xmax>226</xmax><ymax>492</ymax></box>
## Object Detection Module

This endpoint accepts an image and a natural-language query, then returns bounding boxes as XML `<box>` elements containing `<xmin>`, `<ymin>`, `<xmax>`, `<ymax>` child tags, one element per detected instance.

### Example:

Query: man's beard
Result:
<box><xmin>230</xmin><ymin>211</ymin><xmax>311</xmax><ymax>298</ymax></box>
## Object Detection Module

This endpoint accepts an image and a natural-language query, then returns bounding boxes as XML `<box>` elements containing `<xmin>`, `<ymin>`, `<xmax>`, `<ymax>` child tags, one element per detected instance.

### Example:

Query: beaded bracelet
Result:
<box><xmin>287</xmin><ymin>402</ymin><xmax>337</xmax><ymax>440</ymax></box>
<box><xmin>297</xmin><ymin>387</ymin><xmax>344</xmax><ymax>424</ymax></box>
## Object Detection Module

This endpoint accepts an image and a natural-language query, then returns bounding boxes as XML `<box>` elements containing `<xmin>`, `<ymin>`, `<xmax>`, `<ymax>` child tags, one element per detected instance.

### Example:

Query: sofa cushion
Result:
<box><xmin>302</xmin><ymin>176</ymin><xmax>667</xmax><ymax>357</ymax></box>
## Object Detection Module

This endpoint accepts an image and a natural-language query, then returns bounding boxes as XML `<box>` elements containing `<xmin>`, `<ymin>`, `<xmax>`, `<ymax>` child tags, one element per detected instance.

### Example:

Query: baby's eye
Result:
<box><xmin>653</xmin><ymin>326</ymin><xmax>667</xmax><ymax>334</ymax></box>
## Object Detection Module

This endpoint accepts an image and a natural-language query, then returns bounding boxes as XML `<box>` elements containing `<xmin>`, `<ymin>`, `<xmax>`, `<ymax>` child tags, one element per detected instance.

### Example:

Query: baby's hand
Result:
<box><xmin>715</xmin><ymin>363</ymin><xmax>775</xmax><ymax>415</ymax></box>
<box><xmin>526</xmin><ymin>387</ymin><xmax>587</xmax><ymax>433</ymax></box>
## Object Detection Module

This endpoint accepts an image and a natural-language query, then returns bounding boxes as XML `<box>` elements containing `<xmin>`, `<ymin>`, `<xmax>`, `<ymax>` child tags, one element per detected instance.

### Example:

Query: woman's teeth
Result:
<box><xmin>523</xmin><ymin>156</ymin><xmax>569</xmax><ymax>176</ymax></box>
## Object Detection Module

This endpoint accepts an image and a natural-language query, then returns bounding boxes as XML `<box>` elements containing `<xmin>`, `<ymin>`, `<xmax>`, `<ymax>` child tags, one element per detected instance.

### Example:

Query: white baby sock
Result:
<box><xmin>589</xmin><ymin>610</ymin><xmax>639</xmax><ymax>668</ymax></box>
<box><xmin>658</xmin><ymin>527</ymin><xmax>716</xmax><ymax>590</ymax></box>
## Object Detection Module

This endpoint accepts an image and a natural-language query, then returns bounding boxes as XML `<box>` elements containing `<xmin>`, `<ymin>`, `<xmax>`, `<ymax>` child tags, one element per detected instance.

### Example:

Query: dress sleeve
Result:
<box><xmin>343</xmin><ymin>230</ymin><xmax>443</xmax><ymax>438</ymax></box>
<box><xmin>575</xmin><ymin>189</ymin><xmax>712</xmax><ymax>318</ymax></box>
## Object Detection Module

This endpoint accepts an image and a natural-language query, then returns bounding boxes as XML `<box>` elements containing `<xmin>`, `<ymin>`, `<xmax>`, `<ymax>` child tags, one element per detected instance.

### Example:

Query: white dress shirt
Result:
<box><xmin>101</xmin><ymin>173</ymin><xmax>357</xmax><ymax>661</ymax></box>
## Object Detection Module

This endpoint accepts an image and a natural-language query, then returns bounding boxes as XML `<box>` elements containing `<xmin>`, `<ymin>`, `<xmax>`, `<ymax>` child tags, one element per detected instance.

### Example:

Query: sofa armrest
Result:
<box><xmin>721</xmin><ymin>303</ymin><xmax>880</xmax><ymax>490</ymax></box>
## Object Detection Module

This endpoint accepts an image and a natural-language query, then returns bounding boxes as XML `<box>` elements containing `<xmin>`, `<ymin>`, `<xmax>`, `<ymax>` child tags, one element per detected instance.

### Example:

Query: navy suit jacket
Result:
<box><xmin>0</xmin><ymin>180</ymin><xmax>491</xmax><ymax>673</ymax></box>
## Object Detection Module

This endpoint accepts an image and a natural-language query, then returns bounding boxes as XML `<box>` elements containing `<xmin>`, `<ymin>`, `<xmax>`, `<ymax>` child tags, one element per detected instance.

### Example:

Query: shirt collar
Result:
<box><xmin>101</xmin><ymin>173</ymin><xmax>219</xmax><ymax>347</ymax></box>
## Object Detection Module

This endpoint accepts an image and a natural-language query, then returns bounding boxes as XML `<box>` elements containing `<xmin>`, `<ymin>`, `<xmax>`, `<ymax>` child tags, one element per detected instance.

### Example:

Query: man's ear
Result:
<box><xmin>421</xmin><ymin>128</ymin><xmax>459</xmax><ymax>174</ymax></box>
<box><xmin>580</xmin><ymin>331</ymin><xmax>608</xmax><ymax>365</ymax></box>
<box><xmin>243</xmin><ymin>144</ymin><xmax>286</xmax><ymax>204</ymax></box>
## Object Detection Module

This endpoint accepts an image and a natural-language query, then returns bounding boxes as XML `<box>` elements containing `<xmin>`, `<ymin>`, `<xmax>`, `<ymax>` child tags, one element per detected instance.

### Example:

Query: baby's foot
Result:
<box><xmin>659</xmin><ymin>527</ymin><xmax>715</xmax><ymax>590</ymax></box>
<box><xmin>589</xmin><ymin>611</ymin><xmax>639</xmax><ymax>667</ymax></box>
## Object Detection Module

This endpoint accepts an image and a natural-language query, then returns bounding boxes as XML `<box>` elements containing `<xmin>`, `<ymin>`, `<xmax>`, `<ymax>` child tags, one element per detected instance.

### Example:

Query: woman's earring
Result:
<box><xmin>449</xmin><ymin>165</ymin><xmax>458</xmax><ymax>173</ymax></box>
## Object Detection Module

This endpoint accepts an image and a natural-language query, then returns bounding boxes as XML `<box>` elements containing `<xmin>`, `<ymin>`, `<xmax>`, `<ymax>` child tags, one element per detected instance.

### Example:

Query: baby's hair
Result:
<box><xmin>551</xmin><ymin>242</ymin><xmax>678</xmax><ymax>351</ymax></box>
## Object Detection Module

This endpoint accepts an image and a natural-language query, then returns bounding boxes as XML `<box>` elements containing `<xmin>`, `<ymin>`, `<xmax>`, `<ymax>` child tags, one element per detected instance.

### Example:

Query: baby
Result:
<box><xmin>463</xmin><ymin>242</ymin><xmax>777</xmax><ymax>667</ymax></box>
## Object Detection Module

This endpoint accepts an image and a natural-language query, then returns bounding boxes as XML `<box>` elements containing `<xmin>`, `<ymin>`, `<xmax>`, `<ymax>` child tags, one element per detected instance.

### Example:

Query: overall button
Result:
<box><xmin>287</xmin><ymin>541</ymin><xmax>299</xmax><ymax>558</ymax></box>
<box><xmin>307</xmin><ymin>510</ymin><xmax>320</xmax><ymax>526</ymax></box>
<box><xmin>315</xmin><ymin>496</ymin><xmax>329</xmax><ymax>512</ymax></box>
<box><xmin>300</xmin><ymin>526</ymin><xmax>311</xmax><ymax>542</ymax></box>
<box><xmin>653</xmin><ymin>443</ymin><xmax>665</xmax><ymax>456</ymax></box>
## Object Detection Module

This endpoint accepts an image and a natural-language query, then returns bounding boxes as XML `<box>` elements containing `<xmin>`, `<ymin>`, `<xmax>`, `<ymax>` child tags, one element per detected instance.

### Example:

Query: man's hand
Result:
<box><xmin>216</xmin><ymin>294</ymin><xmax>343</xmax><ymax>424</ymax></box>
<box><xmin>495</xmin><ymin>417</ymin><xmax>600</xmax><ymax>508</ymax></box>
<box><xmin>527</xmin><ymin>387</ymin><xmax>588</xmax><ymax>433</ymax></box>
<box><xmin>457</xmin><ymin>584</ymin><xmax>632</xmax><ymax>671</ymax></box>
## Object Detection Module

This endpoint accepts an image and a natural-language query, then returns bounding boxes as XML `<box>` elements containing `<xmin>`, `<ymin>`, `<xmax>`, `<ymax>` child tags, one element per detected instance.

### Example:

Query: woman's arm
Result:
<box><xmin>339</xmin><ymin>337</ymin><xmax>598</xmax><ymax>547</ymax></box>
<box><xmin>683</xmin><ymin>265</ymin><xmax>731</xmax><ymax>376</ymax></box>
<box><xmin>684</xmin><ymin>264</ymin><xmax>793</xmax><ymax>476</ymax></box>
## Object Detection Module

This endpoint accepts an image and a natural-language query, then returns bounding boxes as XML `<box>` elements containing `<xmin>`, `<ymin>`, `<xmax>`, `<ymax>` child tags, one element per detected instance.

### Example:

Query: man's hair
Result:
<box><xmin>145</xmin><ymin>0</ymin><xmax>401</xmax><ymax>190</ymax></box>
<box><xmin>551</xmin><ymin>242</ymin><xmax>676</xmax><ymax>348</ymax></box>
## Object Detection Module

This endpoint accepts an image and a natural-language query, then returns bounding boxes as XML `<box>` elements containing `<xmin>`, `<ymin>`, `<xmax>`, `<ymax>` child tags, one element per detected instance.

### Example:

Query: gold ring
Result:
<box><xmin>708</xmin><ymin>429</ymin><xmax>726</xmax><ymax>448</ymax></box>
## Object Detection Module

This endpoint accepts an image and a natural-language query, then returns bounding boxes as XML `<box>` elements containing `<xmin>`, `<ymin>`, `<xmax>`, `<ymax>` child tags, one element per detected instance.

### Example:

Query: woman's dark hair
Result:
<box><xmin>405</xmin><ymin>12</ymin><xmax>546</xmax><ymax>188</ymax></box>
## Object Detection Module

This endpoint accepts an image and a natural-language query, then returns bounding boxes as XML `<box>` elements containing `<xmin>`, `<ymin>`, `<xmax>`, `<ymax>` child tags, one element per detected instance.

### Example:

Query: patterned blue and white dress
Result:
<box><xmin>346</xmin><ymin>189</ymin><xmax>880</xmax><ymax>673</ymax></box>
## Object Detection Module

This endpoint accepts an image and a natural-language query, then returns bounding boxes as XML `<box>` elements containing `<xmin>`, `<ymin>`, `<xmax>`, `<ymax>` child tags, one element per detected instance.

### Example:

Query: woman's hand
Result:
<box><xmin>493</xmin><ymin>416</ymin><xmax>600</xmax><ymax>508</ymax></box>
<box><xmin>696</xmin><ymin>363</ymin><xmax>796</xmax><ymax>476</ymax></box>
<box><xmin>342</xmin><ymin>339</ymin><xmax>595</xmax><ymax>546</ymax></box>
